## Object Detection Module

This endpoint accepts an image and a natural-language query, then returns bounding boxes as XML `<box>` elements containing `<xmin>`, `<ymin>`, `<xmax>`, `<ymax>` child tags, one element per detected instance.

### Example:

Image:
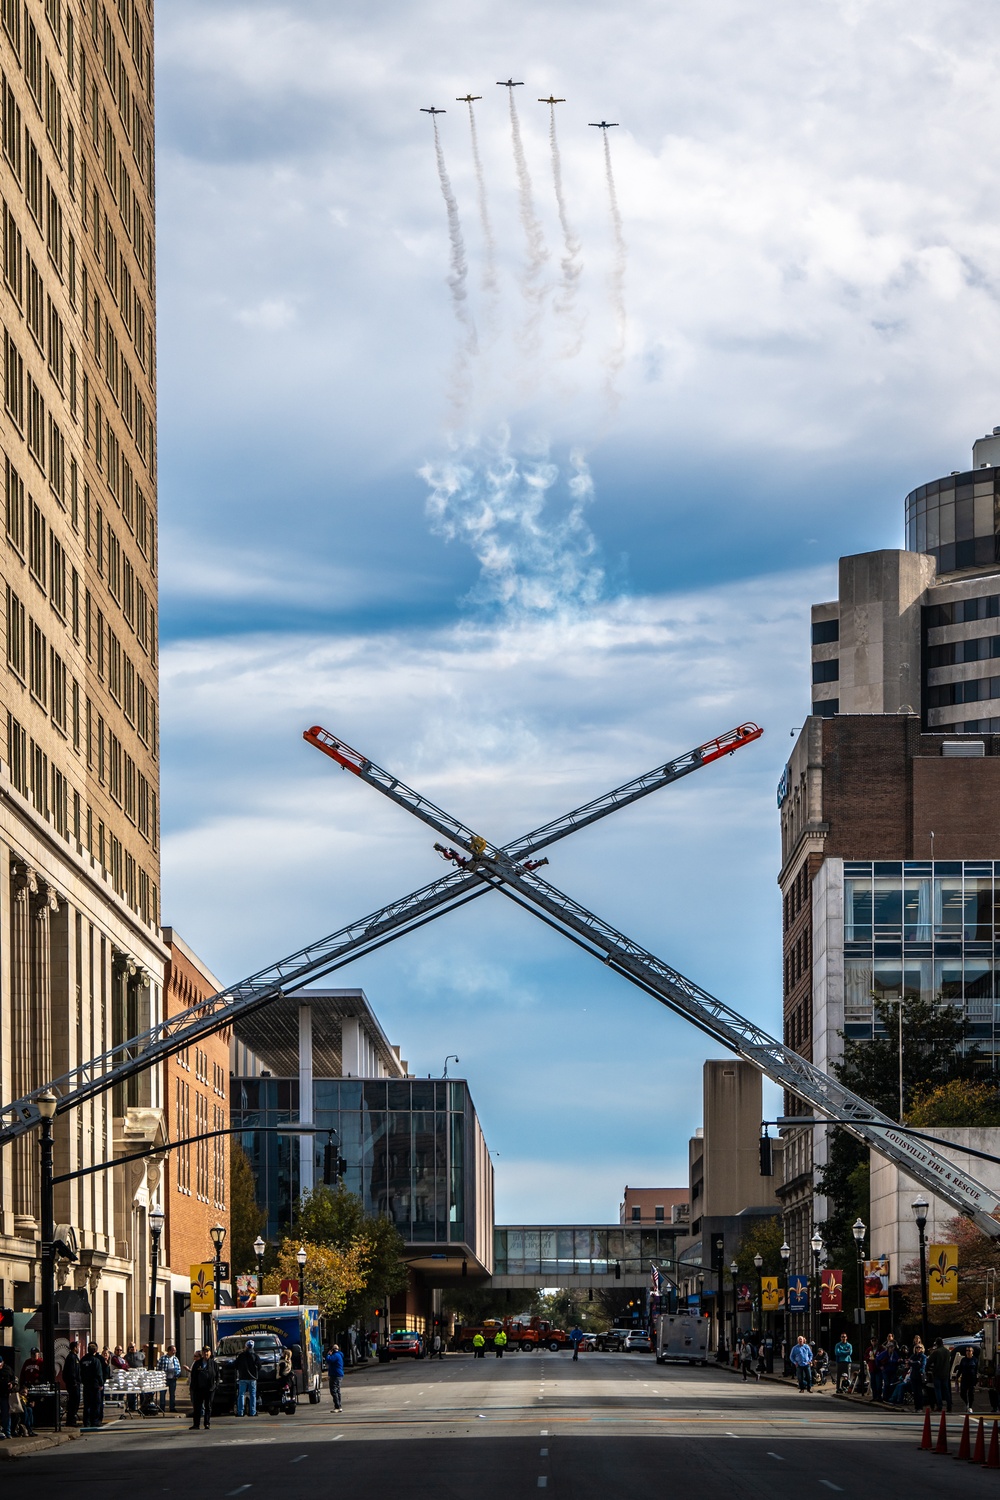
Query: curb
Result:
<box><xmin>0</xmin><ymin>1431</ymin><xmax>79</xmax><ymax>1462</ymax></box>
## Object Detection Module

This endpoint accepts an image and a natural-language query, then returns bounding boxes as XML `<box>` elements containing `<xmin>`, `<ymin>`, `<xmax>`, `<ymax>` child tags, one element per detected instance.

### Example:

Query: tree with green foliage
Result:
<box><xmin>289</xmin><ymin>1183</ymin><xmax>408</xmax><ymax>1327</ymax></box>
<box><xmin>229</xmin><ymin>1141</ymin><xmax>266</xmax><ymax>1274</ymax></box>
<box><xmin>817</xmin><ymin>997</ymin><xmax>983</xmax><ymax>1314</ymax></box>
<box><xmin>731</xmin><ymin>1216</ymin><xmax>784</xmax><ymax>1282</ymax></box>
<box><xmin>907</xmin><ymin>1079</ymin><xmax>1000</xmax><ymax>1127</ymax></box>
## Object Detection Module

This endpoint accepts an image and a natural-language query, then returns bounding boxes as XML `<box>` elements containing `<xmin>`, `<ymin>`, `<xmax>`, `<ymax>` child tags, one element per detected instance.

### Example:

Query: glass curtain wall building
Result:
<box><xmin>842</xmin><ymin>860</ymin><xmax>999</xmax><ymax>1051</ymax></box>
<box><xmin>493</xmin><ymin>1226</ymin><xmax>681</xmax><ymax>1280</ymax></box>
<box><xmin>231</xmin><ymin>1076</ymin><xmax>491</xmax><ymax>1267</ymax></box>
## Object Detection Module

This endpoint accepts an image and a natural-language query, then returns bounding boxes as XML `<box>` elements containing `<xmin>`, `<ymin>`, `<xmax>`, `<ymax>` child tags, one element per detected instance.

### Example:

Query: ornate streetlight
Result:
<box><xmin>852</xmin><ymin>1217</ymin><xmax>867</xmax><ymax>1394</ymax></box>
<box><xmin>146</xmin><ymin>1205</ymin><xmax>165</xmax><ymax>1382</ymax></box>
<box><xmin>37</xmin><ymin>1090</ymin><xmax>59</xmax><ymax>1430</ymax></box>
<box><xmin>296</xmin><ymin>1244</ymin><xmax>307</xmax><ymax>1306</ymax></box>
<box><xmin>810</xmin><ymin>1231</ymin><xmax>824</xmax><ymax>1347</ymax></box>
<box><xmin>730</xmin><ymin>1259</ymin><xmax>740</xmax><ymax>1352</ymax></box>
<box><xmin>780</xmin><ymin>1240</ymin><xmax>791</xmax><ymax>1370</ymax></box>
<box><xmin>209</xmin><ymin>1222</ymin><xmax>227</xmax><ymax>1344</ymax></box>
<box><xmin>253</xmin><ymin>1234</ymin><xmax>266</xmax><ymax>1301</ymax></box>
<box><xmin>753</xmin><ymin>1252</ymin><xmax>764</xmax><ymax>1338</ymax></box>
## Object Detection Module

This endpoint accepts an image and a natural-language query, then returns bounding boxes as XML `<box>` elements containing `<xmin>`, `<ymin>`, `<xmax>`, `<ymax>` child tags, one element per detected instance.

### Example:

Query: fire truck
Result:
<box><xmin>450</xmin><ymin>1316</ymin><xmax>572</xmax><ymax>1352</ymax></box>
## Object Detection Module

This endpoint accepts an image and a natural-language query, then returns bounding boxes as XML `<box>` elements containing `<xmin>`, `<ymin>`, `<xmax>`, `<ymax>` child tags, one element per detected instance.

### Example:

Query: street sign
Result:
<box><xmin>140</xmin><ymin>1314</ymin><xmax>164</xmax><ymax>1343</ymax></box>
<box><xmin>217</xmin><ymin>1261</ymin><xmax>230</xmax><ymax>1280</ymax></box>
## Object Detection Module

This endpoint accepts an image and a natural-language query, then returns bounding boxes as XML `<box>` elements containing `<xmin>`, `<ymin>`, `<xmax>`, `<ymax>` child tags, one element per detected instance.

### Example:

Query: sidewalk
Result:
<box><xmin>0</xmin><ymin>1431</ymin><xmax>79</xmax><ymax>1462</ymax></box>
<box><xmin>721</xmin><ymin>1359</ymin><xmax>883</xmax><ymax>1408</ymax></box>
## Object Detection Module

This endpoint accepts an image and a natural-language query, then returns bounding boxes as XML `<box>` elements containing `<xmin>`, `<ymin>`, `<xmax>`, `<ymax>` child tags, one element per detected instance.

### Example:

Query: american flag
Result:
<box><xmin>650</xmin><ymin>1265</ymin><xmax>661</xmax><ymax>1296</ymax></box>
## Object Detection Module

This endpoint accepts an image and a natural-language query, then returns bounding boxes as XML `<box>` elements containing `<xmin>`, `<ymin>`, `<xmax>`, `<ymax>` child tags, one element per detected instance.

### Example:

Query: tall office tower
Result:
<box><xmin>0</xmin><ymin>2</ymin><xmax>165</xmax><ymax>1353</ymax></box>
<box><xmin>776</xmin><ymin>429</ymin><xmax>1000</xmax><ymax>1272</ymax></box>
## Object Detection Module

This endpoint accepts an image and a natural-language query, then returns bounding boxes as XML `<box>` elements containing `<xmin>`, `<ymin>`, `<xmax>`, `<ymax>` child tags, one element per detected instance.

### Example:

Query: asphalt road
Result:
<box><xmin>21</xmin><ymin>1350</ymin><xmax>1000</xmax><ymax>1498</ymax></box>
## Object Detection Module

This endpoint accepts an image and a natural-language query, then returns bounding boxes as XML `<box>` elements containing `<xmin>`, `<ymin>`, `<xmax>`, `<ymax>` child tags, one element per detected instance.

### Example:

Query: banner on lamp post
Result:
<box><xmin>820</xmin><ymin>1269</ymin><xmax>843</xmax><ymax>1313</ymax></box>
<box><xmin>928</xmin><ymin>1244</ymin><xmax>959</xmax><ymax>1304</ymax></box>
<box><xmin>189</xmin><ymin>1264</ymin><xmax>215</xmax><ymax>1312</ymax></box>
<box><xmin>787</xmin><ymin>1275</ymin><xmax>809</xmax><ymax>1314</ymax></box>
<box><xmin>280</xmin><ymin>1277</ymin><xmax>300</xmax><ymax>1307</ymax></box>
<box><xmin>864</xmin><ymin>1258</ymin><xmax>890</xmax><ymax>1312</ymax></box>
<box><xmin>761</xmin><ymin>1277</ymin><xmax>783</xmax><ymax>1310</ymax></box>
<box><xmin>236</xmin><ymin>1274</ymin><xmax>258</xmax><ymax>1307</ymax></box>
<box><xmin>736</xmin><ymin>1282</ymin><xmax>752</xmax><ymax>1312</ymax></box>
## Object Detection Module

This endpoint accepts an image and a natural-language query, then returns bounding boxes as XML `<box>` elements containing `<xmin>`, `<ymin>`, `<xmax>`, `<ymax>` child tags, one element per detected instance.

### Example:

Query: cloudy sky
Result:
<box><xmin>155</xmin><ymin>0</ymin><xmax>1000</xmax><ymax>1222</ymax></box>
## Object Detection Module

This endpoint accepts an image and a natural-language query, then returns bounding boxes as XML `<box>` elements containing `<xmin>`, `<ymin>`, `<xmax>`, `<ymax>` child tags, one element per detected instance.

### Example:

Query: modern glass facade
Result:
<box><xmin>906</xmin><ymin>469</ymin><xmax>1000</xmax><ymax>577</ymax></box>
<box><xmin>493</xmin><ymin>1226</ymin><xmax>680</xmax><ymax>1278</ymax></box>
<box><xmin>232</xmin><ymin>1076</ymin><xmax>475</xmax><ymax>1246</ymax></box>
<box><xmin>843</xmin><ymin>860</ymin><xmax>1000</xmax><ymax>1053</ymax></box>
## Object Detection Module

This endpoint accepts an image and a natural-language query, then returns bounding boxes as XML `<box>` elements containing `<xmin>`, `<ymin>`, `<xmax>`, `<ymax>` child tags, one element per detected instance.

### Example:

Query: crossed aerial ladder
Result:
<box><xmin>3</xmin><ymin>717</ymin><xmax>1000</xmax><ymax>1237</ymax></box>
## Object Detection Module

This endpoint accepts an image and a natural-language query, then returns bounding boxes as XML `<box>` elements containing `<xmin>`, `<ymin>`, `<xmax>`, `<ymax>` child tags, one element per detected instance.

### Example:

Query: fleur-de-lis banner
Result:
<box><xmin>189</xmin><ymin>1262</ymin><xmax>216</xmax><ymax>1312</ymax></box>
<box><xmin>820</xmin><ymin>1269</ymin><xmax>843</xmax><ymax>1312</ymax></box>
<box><xmin>928</xmin><ymin>1244</ymin><xmax>959</xmax><ymax>1304</ymax></box>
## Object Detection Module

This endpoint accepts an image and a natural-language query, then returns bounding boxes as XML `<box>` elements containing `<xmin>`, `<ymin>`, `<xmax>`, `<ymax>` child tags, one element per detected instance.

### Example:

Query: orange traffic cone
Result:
<box><xmin>972</xmin><ymin>1418</ymin><xmax>986</xmax><ymax>1464</ymax></box>
<box><xmin>920</xmin><ymin>1408</ymin><xmax>932</xmax><ymax>1450</ymax></box>
<box><xmin>984</xmin><ymin>1420</ymin><xmax>1000</xmax><ymax>1469</ymax></box>
<box><xmin>954</xmin><ymin>1414</ymin><xmax>971</xmax><ymax>1460</ymax></box>
<box><xmin>935</xmin><ymin>1412</ymin><xmax>949</xmax><ymax>1454</ymax></box>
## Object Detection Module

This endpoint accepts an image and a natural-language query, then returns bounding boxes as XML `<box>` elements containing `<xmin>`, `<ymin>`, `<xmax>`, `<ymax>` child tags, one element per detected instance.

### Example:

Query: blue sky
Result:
<box><xmin>155</xmin><ymin>0</ymin><xmax>1000</xmax><ymax>1221</ymax></box>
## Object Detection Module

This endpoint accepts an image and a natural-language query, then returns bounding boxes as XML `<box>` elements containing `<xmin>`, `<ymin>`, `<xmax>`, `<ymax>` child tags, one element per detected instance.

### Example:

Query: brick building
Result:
<box><xmin>0</xmin><ymin>1</ymin><xmax>164</xmax><ymax>1356</ymax></box>
<box><xmin>619</xmin><ymin>1185</ymin><xmax>689</xmax><ymax>1226</ymax></box>
<box><xmin>162</xmin><ymin>927</ymin><xmax>229</xmax><ymax>1362</ymax></box>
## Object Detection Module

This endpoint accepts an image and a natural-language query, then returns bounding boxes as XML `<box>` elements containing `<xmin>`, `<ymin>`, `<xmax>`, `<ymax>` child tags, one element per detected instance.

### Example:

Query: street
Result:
<box><xmin>20</xmin><ymin>1351</ymin><xmax>1000</xmax><ymax>1496</ymax></box>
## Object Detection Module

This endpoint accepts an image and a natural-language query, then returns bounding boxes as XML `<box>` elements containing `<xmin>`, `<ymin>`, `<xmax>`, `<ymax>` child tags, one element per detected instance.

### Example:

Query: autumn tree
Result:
<box><xmin>263</xmin><ymin>1238</ymin><xmax>367</xmax><ymax>1322</ymax></box>
<box><xmin>896</xmin><ymin>1216</ymin><xmax>999</xmax><ymax>1336</ymax></box>
<box><xmin>289</xmin><ymin>1183</ymin><xmax>408</xmax><ymax>1327</ymax></box>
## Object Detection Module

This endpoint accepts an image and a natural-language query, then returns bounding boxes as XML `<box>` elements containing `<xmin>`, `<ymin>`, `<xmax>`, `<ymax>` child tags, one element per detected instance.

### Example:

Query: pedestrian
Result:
<box><xmin>80</xmin><ymin>1342</ymin><xmax>109</xmax><ymax>1429</ymax></box>
<box><xmin>909</xmin><ymin>1340</ymin><xmax>927</xmax><ymax>1410</ymax></box>
<box><xmin>755</xmin><ymin>1340</ymin><xmax>766</xmax><ymax>1381</ymax></box>
<box><xmin>431</xmin><ymin>1332</ymin><xmax>443</xmax><ymax>1360</ymax></box>
<box><xmin>473</xmin><ymin>1333</ymin><xmax>485</xmax><ymax>1359</ymax></box>
<box><xmin>790</xmin><ymin>1335</ymin><xmax>814</xmax><ymax>1392</ymax></box>
<box><xmin>235</xmin><ymin>1339</ymin><xmax>261</xmax><ymax>1417</ymax></box>
<box><xmin>326</xmin><ymin>1343</ymin><xmax>344</xmax><ymax>1411</ymax></box>
<box><xmin>570</xmin><ymin>1325</ymin><xmax>584</xmax><ymax>1362</ymax></box>
<box><xmin>63</xmin><ymin>1337</ymin><xmax>82</xmax><ymax>1426</ymax></box>
<box><xmin>833</xmin><ymin>1333</ymin><xmax>854</xmax><ymax>1393</ymax></box>
<box><xmin>957</xmin><ymin>1346</ymin><xmax>979</xmax><ymax>1414</ymax></box>
<box><xmin>740</xmin><ymin>1336</ymin><xmax>755</xmax><ymax>1382</ymax></box>
<box><xmin>0</xmin><ymin>1354</ymin><xmax>14</xmax><ymax>1440</ymax></box>
<box><xmin>158</xmin><ymin>1344</ymin><xmax>182</xmax><ymax>1414</ymax></box>
<box><xmin>125</xmin><ymin>1340</ymin><xmax>144</xmax><ymax>1412</ymax></box>
<box><xmin>814</xmin><ymin>1346</ymin><xmax>830</xmax><ymax>1387</ymax></box>
<box><xmin>494</xmin><ymin>1328</ymin><xmax>507</xmax><ymax>1358</ymax></box>
<box><xmin>188</xmin><ymin>1346</ymin><xmax>217</xmax><ymax>1431</ymax></box>
<box><xmin>927</xmin><ymin>1338</ymin><xmax>953</xmax><ymax>1412</ymax></box>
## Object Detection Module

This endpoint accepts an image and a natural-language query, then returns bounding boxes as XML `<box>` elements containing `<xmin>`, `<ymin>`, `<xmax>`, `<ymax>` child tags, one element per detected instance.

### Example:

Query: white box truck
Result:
<box><xmin>655</xmin><ymin>1312</ymin><xmax>709</xmax><ymax>1365</ymax></box>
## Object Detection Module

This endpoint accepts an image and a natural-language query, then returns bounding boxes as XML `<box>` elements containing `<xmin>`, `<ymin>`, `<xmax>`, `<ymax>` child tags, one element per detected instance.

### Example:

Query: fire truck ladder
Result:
<box><xmin>0</xmin><ymin>722</ymin><xmax>762</xmax><ymax>1144</ymax></box>
<box><xmin>311</xmin><ymin>729</ymin><xmax>1000</xmax><ymax>1239</ymax></box>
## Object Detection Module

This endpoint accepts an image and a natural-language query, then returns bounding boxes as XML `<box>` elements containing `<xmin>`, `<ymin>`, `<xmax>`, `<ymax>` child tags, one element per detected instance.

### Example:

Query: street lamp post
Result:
<box><xmin>753</xmin><ymin>1252</ymin><xmax>764</xmax><ymax>1342</ymax></box>
<box><xmin>37</xmin><ymin>1090</ymin><xmax>59</xmax><ymax>1431</ymax></box>
<box><xmin>253</xmin><ymin>1235</ymin><xmax>266</xmax><ymax>1302</ymax></box>
<box><xmin>730</xmin><ymin>1260</ymin><xmax>739</xmax><ymax>1355</ymax></box>
<box><xmin>146</xmin><ymin>1205</ymin><xmax>165</xmax><ymax>1386</ymax></box>
<box><xmin>912</xmin><ymin>1196</ymin><xmax>930</xmax><ymax>1347</ymax></box>
<box><xmin>296</xmin><ymin>1245</ymin><xmax>307</xmax><ymax>1307</ymax></box>
<box><xmin>852</xmin><ymin>1217</ymin><xmax>867</xmax><ymax>1394</ymax></box>
<box><xmin>210</xmin><ymin>1223</ymin><xmax>227</xmax><ymax>1347</ymax></box>
<box><xmin>780</xmin><ymin>1241</ymin><xmax>791</xmax><ymax>1372</ymax></box>
<box><xmin>811</xmin><ymin>1231</ymin><xmax>824</xmax><ymax>1348</ymax></box>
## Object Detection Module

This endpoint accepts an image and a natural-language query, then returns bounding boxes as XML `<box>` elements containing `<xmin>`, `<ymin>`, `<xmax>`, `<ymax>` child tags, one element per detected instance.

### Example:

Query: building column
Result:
<box><xmin>298</xmin><ymin>1000</ymin><xmax>314</xmax><ymax>1198</ymax></box>
<box><xmin>341</xmin><ymin>1016</ymin><xmax>362</xmax><ymax>1076</ymax></box>
<box><xmin>11</xmin><ymin>862</ymin><xmax>38</xmax><ymax>1232</ymax></box>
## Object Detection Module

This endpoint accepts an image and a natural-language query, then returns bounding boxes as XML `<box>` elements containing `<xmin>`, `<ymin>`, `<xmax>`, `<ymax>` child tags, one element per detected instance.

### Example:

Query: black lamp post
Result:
<box><xmin>254</xmin><ymin>1235</ymin><xmax>266</xmax><ymax>1302</ymax></box>
<box><xmin>37</xmin><ymin>1090</ymin><xmax>60</xmax><ymax>1431</ymax></box>
<box><xmin>146</xmin><ymin>1204</ymin><xmax>164</xmax><ymax>1384</ymax></box>
<box><xmin>912</xmin><ymin>1196</ymin><xmax>930</xmax><ymax>1347</ymax></box>
<box><xmin>296</xmin><ymin>1245</ymin><xmax>307</xmax><ymax>1306</ymax></box>
<box><xmin>811</xmin><ymin>1231</ymin><xmax>824</xmax><ymax>1348</ymax></box>
<box><xmin>779</xmin><ymin>1240</ymin><xmax>790</xmax><ymax>1371</ymax></box>
<box><xmin>753</xmin><ymin>1252</ymin><xmax>764</xmax><ymax>1338</ymax></box>
<box><xmin>852</xmin><ymin>1217</ymin><xmax>867</xmax><ymax>1394</ymax></box>
<box><xmin>730</xmin><ymin>1259</ymin><xmax>739</xmax><ymax>1352</ymax></box>
<box><xmin>210</xmin><ymin>1222</ymin><xmax>226</xmax><ymax>1345</ymax></box>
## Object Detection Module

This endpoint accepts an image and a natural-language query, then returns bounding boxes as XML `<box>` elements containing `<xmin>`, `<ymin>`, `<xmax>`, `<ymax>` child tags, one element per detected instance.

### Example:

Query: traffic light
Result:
<box><xmin>614</xmin><ymin>1261</ymin><xmax>621</xmax><ymax>1280</ymax></box>
<box><xmin>759</xmin><ymin>1130</ymin><xmax>773</xmax><ymax>1177</ymax></box>
<box><xmin>0</xmin><ymin>1308</ymin><xmax>13</xmax><ymax>1332</ymax></box>
<box><xmin>323</xmin><ymin>1142</ymin><xmax>348</xmax><ymax>1185</ymax></box>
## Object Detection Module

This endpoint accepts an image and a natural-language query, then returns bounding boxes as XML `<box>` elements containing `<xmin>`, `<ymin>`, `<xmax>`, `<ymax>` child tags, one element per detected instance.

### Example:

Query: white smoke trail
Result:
<box><xmin>547</xmin><ymin>105</ymin><xmax>584</xmax><ymax>357</ymax></box>
<box><xmin>431</xmin><ymin>116</ymin><xmax>477</xmax><ymax>423</ymax></box>
<box><xmin>421</xmin><ymin>429</ymin><xmax>603</xmax><ymax>616</ymax></box>
<box><xmin>602</xmin><ymin>130</ymin><xmax>628</xmax><ymax>409</ymax></box>
<box><xmin>466</xmin><ymin>100</ymin><xmax>499</xmax><ymax>312</ymax></box>
<box><xmin>507</xmin><ymin>90</ymin><xmax>549</xmax><ymax>353</ymax></box>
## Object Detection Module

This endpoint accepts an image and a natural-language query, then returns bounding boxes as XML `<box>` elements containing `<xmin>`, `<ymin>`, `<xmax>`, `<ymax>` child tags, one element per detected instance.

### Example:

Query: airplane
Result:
<box><xmin>420</xmin><ymin>107</ymin><xmax>447</xmax><ymax>115</ymax></box>
<box><xmin>538</xmin><ymin>96</ymin><xmax>565</xmax><ymax>105</ymax></box>
<box><xmin>589</xmin><ymin>120</ymin><xmax>619</xmax><ymax>129</ymax></box>
<box><xmin>456</xmin><ymin>95</ymin><xmax>482</xmax><ymax>103</ymax></box>
<box><xmin>496</xmin><ymin>79</ymin><xmax>524</xmax><ymax>87</ymax></box>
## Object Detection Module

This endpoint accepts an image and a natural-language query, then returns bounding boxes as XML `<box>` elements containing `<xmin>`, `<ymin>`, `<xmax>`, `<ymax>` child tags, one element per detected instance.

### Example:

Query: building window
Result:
<box><xmin>812</xmin><ymin>658</ymin><xmax>839</xmax><ymax>684</ymax></box>
<box><xmin>655</xmin><ymin>1206</ymin><xmax>664</xmax><ymax>1222</ymax></box>
<box><xmin>812</xmin><ymin>619</ymin><xmax>839</xmax><ymax>645</ymax></box>
<box><xmin>812</xmin><ymin>699</ymin><xmax>838</xmax><ymax>718</ymax></box>
<box><xmin>631</xmin><ymin>1206</ymin><xmax>641</xmax><ymax>1222</ymax></box>
<box><xmin>6</xmin><ymin>585</ymin><xmax>25</xmax><ymax>678</ymax></box>
<box><xmin>29</xmin><ymin>619</ymin><xmax>47</xmax><ymax>706</ymax></box>
<box><xmin>7</xmin><ymin>712</ymin><xmax>27</xmax><ymax>793</ymax></box>
<box><xmin>4</xmin><ymin>329</ymin><xmax>24</xmax><ymax>430</ymax></box>
<box><xmin>5</xmin><ymin>456</ymin><xmax>24</xmax><ymax>552</ymax></box>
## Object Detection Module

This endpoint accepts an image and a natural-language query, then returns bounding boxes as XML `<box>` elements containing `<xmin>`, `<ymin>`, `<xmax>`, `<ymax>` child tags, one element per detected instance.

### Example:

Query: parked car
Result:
<box><xmin>595</xmin><ymin>1327</ymin><xmax>636</xmax><ymax>1352</ymax></box>
<box><xmin>388</xmin><ymin>1329</ymin><xmax>426</xmax><ymax>1359</ymax></box>
<box><xmin>624</xmin><ymin>1331</ymin><xmax>653</xmax><ymax>1353</ymax></box>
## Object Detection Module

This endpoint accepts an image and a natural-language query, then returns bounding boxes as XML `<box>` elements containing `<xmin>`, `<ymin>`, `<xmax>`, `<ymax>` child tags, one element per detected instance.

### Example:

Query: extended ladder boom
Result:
<box><xmin>0</xmin><ymin>723</ymin><xmax>759</xmax><ymax>1144</ymax></box>
<box><xmin>326</xmin><ymin>735</ymin><xmax>1000</xmax><ymax>1239</ymax></box>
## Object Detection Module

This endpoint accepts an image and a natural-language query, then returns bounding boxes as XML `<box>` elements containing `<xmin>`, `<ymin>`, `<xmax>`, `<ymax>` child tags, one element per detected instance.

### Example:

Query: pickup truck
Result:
<box><xmin>594</xmin><ymin>1327</ymin><xmax>636</xmax><ymax>1352</ymax></box>
<box><xmin>212</xmin><ymin>1333</ymin><xmax>298</xmax><ymax>1415</ymax></box>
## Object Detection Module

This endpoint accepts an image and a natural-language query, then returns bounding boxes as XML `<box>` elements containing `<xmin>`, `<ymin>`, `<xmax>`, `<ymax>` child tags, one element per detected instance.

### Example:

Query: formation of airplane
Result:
<box><xmin>422</xmin><ymin>86</ymin><xmax>620</xmax><ymax>126</ymax></box>
<box><xmin>589</xmin><ymin>120</ymin><xmax>618</xmax><ymax>129</ymax></box>
<box><xmin>496</xmin><ymin>79</ymin><xmax>524</xmax><ymax>88</ymax></box>
<box><xmin>538</xmin><ymin>95</ymin><xmax>565</xmax><ymax>105</ymax></box>
<box><xmin>420</xmin><ymin>107</ymin><xmax>446</xmax><ymax>115</ymax></box>
<box><xmin>456</xmin><ymin>95</ymin><xmax>482</xmax><ymax>103</ymax></box>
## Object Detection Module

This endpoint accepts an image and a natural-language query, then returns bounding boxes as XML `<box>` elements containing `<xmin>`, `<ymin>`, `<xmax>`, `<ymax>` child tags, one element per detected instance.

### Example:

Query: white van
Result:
<box><xmin>655</xmin><ymin>1312</ymin><xmax>709</xmax><ymax>1365</ymax></box>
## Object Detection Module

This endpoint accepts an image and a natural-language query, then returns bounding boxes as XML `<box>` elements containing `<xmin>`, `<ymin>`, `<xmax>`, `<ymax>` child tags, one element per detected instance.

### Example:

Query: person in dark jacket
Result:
<box><xmin>235</xmin><ymin>1341</ymin><xmax>261</xmax><ymax>1417</ymax></box>
<box><xmin>0</xmin><ymin>1354</ymin><xmax>15</xmax><ymax>1439</ymax></box>
<box><xmin>189</xmin><ymin>1347</ymin><xmax>218</xmax><ymax>1430</ymax></box>
<box><xmin>958</xmin><ymin>1348</ymin><xmax>979</xmax><ymax>1414</ymax></box>
<box><xmin>80</xmin><ymin>1342</ymin><xmax>110</xmax><ymax>1429</ymax></box>
<box><xmin>63</xmin><ymin>1338</ymin><xmax>82</xmax><ymax>1426</ymax></box>
<box><xmin>326</xmin><ymin>1344</ymin><xmax>344</xmax><ymax>1411</ymax></box>
<box><xmin>927</xmin><ymin>1339</ymin><xmax>953</xmax><ymax>1412</ymax></box>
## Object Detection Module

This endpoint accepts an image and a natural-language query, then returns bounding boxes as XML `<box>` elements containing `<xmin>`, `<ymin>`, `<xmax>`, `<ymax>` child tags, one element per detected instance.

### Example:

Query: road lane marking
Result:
<box><xmin>767</xmin><ymin>1452</ymin><xmax>785</xmax><ymax>1460</ymax></box>
<box><xmin>540</xmin><ymin>1447</ymin><xmax>548</xmax><ymax>1456</ymax></box>
<box><xmin>541</xmin><ymin>1429</ymin><xmax>548</xmax><ymax>1435</ymax></box>
<box><xmin>290</xmin><ymin>1456</ymin><xmax>308</xmax><ymax>1463</ymax></box>
<box><xmin>725</xmin><ymin>1431</ymin><xmax>740</xmax><ymax>1437</ymax></box>
<box><xmin>330</xmin><ymin>1434</ymin><xmax>343</xmax><ymax>1441</ymax></box>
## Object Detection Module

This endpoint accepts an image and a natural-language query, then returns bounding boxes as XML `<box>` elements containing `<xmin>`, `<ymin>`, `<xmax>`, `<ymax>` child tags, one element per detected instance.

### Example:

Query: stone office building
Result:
<box><xmin>777</xmin><ymin>427</ymin><xmax>1000</xmax><ymax>1273</ymax></box>
<box><xmin>0</xmin><ymin>0</ymin><xmax>165</xmax><ymax>1352</ymax></box>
